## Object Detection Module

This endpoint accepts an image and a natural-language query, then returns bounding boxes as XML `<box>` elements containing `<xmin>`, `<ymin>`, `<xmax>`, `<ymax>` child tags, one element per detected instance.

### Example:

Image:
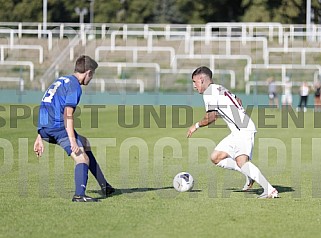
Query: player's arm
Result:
<box><xmin>64</xmin><ymin>106</ymin><xmax>80</xmax><ymax>154</ymax></box>
<box><xmin>34</xmin><ymin>134</ymin><xmax>44</xmax><ymax>157</ymax></box>
<box><xmin>187</xmin><ymin>111</ymin><xmax>218</xmax><ymax>138</ymax></box>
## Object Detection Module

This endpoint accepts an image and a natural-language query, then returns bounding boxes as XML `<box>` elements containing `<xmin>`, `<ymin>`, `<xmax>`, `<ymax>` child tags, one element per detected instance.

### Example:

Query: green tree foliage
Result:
<box><xmin>0</xmin><ymin>0</ymin><xmax>16</xmax><ymax>22</ymax></box>
<box><xmin>241</xmin><ymin>0</ymin><xmax>271</xmax><ymax>22</ymax></box>
<box><xmin>0</xmin><ymin>0</ymin><xmax>320</xmax><ymax>24</ymax></box>
<box><xmin>241</xmin><ymin>0</ymin><xmax>321</xmax><ymax>24</ymax></box>
<box><xmin>0</xmin><ymin>0</ymin><xmax>42</xmax><ymax>22</ymax></box>
<box><xmin>94</xmin><ymin>0</ymin><xmax>123</xmax><ymax>23</ymax></box>
<box><xmin>197</xmin><ymin>0</ymin><xmax>244</xmax><ymax>23</ymax></box>
<box><xmin>121</xmin><ymin>0</ymin><xmax>154</xmax><ymax>23</ymax></box>
<box><xmin>47</xmin><ymin>0</ymin><xmax>79</xmax><ymax>23</ymax></box>
<box><xmin>153</xmin><ymin>0</ymin><xmax>181</xmax><ymax>23</ymax></box>
<box><xmin>174</xmin><ymin>0</ymin><xmax>205</xmax><ymax>24</ymax></box>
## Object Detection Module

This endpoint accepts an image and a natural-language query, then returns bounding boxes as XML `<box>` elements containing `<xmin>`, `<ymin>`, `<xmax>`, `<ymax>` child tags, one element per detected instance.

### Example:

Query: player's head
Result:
<box><xmin>191</xmin><ymin>66</ymin><xmax>213</xmax><ymax>94</ymax></box>
<box><xmin>74</xmin><ymin>55</ymin><xmax>98</xmax><ymax>85</ymax></box>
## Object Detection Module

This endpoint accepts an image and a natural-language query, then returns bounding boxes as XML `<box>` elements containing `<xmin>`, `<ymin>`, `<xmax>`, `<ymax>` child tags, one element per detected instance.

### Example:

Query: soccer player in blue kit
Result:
<box><xmin>33</xmin><ymin>55</ymin><xmax>115</xmax><ymax>202</ymax></box>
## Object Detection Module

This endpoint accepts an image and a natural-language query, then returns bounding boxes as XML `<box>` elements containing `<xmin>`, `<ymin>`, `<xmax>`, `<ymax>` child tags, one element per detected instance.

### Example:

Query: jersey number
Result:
<box><xmin>42</xmin><ymin>81</ymin><xmax>62</xmax><ymax>103</ymax></box>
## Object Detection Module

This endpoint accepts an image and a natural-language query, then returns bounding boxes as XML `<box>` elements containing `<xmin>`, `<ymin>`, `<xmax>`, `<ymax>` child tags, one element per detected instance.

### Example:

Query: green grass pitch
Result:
<box><xmin>1</xmin><ymin>104</ymin><xmax>321</xmax><ymax>238</ymax></box>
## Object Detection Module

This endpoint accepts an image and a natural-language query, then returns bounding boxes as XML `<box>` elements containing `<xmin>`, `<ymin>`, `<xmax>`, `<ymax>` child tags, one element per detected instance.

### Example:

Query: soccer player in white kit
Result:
<box><xmin>187</xmin><ymin>66</ymin><xmax>278</xmax><ymax>198</ymax></box>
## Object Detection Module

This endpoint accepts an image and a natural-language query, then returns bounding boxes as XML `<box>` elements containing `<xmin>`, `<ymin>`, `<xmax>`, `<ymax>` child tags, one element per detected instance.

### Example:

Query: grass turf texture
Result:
<box><xmin>1</xmin><ymin>105</ymin><xmax>321</xmax><ymax>238</ymax></box>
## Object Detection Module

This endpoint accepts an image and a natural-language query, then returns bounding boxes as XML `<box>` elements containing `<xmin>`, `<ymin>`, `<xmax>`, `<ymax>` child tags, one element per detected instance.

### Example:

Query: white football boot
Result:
<box><xmin>258</xmin><ymin>188</ymin><xmax>279</xmax><ymax>199</ymax></box>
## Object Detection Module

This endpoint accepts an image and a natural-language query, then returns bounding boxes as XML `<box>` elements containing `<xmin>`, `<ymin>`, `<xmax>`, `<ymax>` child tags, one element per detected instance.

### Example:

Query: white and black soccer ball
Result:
<box><xmin>173</xmin><ymin>172</ymin><xmax>194</xmax><ymax>192</ymax></box>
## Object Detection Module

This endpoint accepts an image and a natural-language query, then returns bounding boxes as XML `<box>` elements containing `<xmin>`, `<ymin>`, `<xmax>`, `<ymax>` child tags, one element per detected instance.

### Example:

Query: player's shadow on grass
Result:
<box><xmin>113</xmin><ymin>187</ymin><xmax>202</xmax><ymax>195</ymax></box>
<box><xmin>228</xmin><ymin>184</ymin><xmax>295</xmax><ymax>195</ymax></box>
<box><xmin>88</xmin><ymin>186</ymin><xmax>202</xmax><ymax>199</ymax></box>
<box><xmin>112</xmin><ymin>187</ymin><xmax>173</xmax><ymax>196</ymax></box>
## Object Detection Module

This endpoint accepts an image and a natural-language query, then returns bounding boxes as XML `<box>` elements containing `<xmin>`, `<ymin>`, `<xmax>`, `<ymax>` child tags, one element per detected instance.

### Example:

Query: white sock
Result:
<box><xmin>217</xmin><ymin>158</ymin><xmax>250</xmax><ymax>184</ymax></box>
<box><xmin>240</xmin><ymin>162</ymin><xmax>274</xmax><ymax>193</ymax></box>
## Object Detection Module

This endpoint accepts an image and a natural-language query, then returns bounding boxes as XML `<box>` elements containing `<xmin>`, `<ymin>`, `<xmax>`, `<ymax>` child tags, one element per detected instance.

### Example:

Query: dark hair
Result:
<box><xmin>74</xmin><ymin>55</ymin><xmax>98</xmax><ymax>73</ymax></box>
<box><xmin>192</xmin><ymin>66</ymin><xmax>212</xmax><ymax>79</ymax></box>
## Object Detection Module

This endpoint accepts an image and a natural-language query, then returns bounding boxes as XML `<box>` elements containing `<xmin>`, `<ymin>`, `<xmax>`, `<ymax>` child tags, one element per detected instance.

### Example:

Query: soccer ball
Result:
<box><xmin>173</xmin><ymin>172</ymin><xmax>194</xmax><ymax>192</ymax></box>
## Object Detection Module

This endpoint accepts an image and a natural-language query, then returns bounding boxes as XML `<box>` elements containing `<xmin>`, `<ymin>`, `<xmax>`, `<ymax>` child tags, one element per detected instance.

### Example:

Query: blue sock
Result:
<box><xmin>74</xmin><ymin>163</ymin><xmax>89</xmax><ymax>196</ymax></box>
<box><xmin>86</xmin><ymin>151</ymin><xmax>109</xmax><ymax>188</ymax></box>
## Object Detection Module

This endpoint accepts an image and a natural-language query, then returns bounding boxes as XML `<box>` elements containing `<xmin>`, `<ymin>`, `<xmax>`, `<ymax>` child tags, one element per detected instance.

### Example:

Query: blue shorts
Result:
<box><xmin>38</xmin><ymin>127</ymin><xmax>83</xmax><ymax>156</ymax></box>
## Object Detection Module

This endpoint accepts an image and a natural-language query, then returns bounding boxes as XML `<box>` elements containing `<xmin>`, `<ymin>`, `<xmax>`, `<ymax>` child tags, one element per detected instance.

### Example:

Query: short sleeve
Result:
<box><xmin>65</xmin><ymin>80</ymin><xmax>81</xmax><ymax>107</ymax></box>
<box><xmin>203</xmin><ymin>86</ymin><xmax>218</xmax><ymax>112</ymax></box>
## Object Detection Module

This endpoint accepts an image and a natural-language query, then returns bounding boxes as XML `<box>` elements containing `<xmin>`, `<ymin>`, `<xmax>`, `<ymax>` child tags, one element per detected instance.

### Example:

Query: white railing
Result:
<box><xmin>205</xmin><ymin>22</ymin><xmax>284</xmax><ymax>44</ymax></box>
<box><xmin>40</xmin><ymin>34</ymin><xmax>81</xmax><ymax>91</ymax></box>
<box><xmin>0</xmin><ymin>77</ymin><xmax>24</xmax><ymax>91</ymax></box>
<box><xmin>0</xmin><ymin>22</ymin><xmax>321</xmax><ymax>93</ymax></box>
<box><xmin>213</xmin><ymin>69</ymin><xmax>236</xmax><ymax>89</ymax></box>
<box><xmin>97</xmin><ymin>62</ymin><xmax>161</xmax><ymax>89</ymax></box>
<box><xmin>173</xmin><ymin>54</ymin><xmax>252</xmax><ymax>82</ymax></box>
<box><xmin>245</xmin><ymin>80</ymin><xmax>314</xmax><ymax>95</ymax></box>
<box><xmin>0</xmin><ymin>28</ymin><xmax>53</xmax><ymax>50</ymax></box>
<box><xmin>189</xmin><ymin>36</ymin><xmax>268</xmax><ymax>64</ymax></box>
<box><xmin>110</xmin><ymin>30</ymin><xmax>190</xmax><ymax>53</ymax></box>
<box><xmin>247</xmin><ymin>64</ymin><xmax>321</xmax><ymax>94</ymax></box>
<box><xmin>0</xmin><ymin>44</ymin><xmax>43</xmax><ymax>63</ymax></box>
<box><xmin>267</xmin><ymin>47</ymin><xmax>321</xmax><ymax>65</ymax></box>
<box><xmin>0</xmin><ymin>60</ymin><xmax>34</xmax><ymax>81</ymax></box>
<box><xmin>94</xmin><ymin>78</ymin><xmax>144</xmax><ymax>93</ymax></box>
<box><xmin>95</xmin><ymin>46</ymin><xmax>175</xmax><ymax>65</ymax></box>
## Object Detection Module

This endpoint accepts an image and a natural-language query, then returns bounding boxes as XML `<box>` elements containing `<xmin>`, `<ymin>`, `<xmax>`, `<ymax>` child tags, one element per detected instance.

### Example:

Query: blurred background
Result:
<box><xmin>0</xmin><ymin>0</ymin><xmax>321</xmax><ymax>106</ymax></box>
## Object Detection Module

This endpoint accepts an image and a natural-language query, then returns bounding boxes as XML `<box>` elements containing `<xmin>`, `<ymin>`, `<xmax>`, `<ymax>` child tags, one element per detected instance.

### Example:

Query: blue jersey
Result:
<box><xmin>38</xmin><ymin>75</ymin><xmax>82</xmax><ymax>129</ymax></box>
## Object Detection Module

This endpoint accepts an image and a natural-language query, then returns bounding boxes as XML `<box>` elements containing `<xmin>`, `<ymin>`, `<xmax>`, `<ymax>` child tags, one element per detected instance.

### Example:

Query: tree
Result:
<box><xmin>198</xmin><ymin>0</ymin><xmax>244</xmax><ymax>23</ymax></box>
<box><xmin>153</xmin><ymin>0</ymin><xmax>182</xmax><ymax>23</ymax></box>
<box><xmin>241</xmin><ymin>0</ymin><xmax>321</xmax><ymax>24</ymax></box>
<box><xmin>241</xmin><ymin>0</ymin><xmax>276</xmax><ymax>22</ymax></box>
<box><xmin>125</xmin><ymin>0</ymin><xmax>154</xmax><ymax>23</ymax></box>
<box><xmin>174</xmin><ymin>0</ymin><xmax>206</xmax><ymax>24</ymax></box>
<box><xmin>0</xmin><ymin>0</ymin><xmax>319</xmax><ymax>25</ymax></box>
<box><xmin>94</xmin><ymin>0</ymin><xmax>123</xmax><ymax>23</ymax></box>
<box><xmin>0</xmin><ymin>0</ymin><xmax>16</xmax><ymax>21</ymax></box>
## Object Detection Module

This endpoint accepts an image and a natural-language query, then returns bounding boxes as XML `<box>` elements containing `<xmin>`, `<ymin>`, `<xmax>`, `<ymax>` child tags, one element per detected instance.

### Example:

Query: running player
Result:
<box><xmin>187</xmin><ymin>66</ymin><xmax>278</xmax><ymax>198</ymax></box>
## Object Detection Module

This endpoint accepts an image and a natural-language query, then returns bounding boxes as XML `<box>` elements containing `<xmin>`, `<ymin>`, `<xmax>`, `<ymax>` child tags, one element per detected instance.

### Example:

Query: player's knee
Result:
<box><xmin>210</xmin><ymin>152</ymin><xmax>220</xmax><ymax>165</ymax></box>
<box><xmin>78</xmin><ymin>156</ymin><xmax>89</xmax><ymax>165</ymax></box>
<box><xmin>72</xmin><ymin>152</ymin><xmax>89</xmax><ymax>165</ymax></box>
<box><xmin>210</xmin><ymin>151</ymin><xmax>228</xmax><ymax>165</ymax></box>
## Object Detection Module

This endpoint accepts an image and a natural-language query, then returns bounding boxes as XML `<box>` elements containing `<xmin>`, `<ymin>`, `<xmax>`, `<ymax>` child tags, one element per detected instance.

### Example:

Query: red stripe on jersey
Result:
<box><xmin>224</xmin><ymin>91</ymin><xmax>240</xmax><ymax>109</ymax></box>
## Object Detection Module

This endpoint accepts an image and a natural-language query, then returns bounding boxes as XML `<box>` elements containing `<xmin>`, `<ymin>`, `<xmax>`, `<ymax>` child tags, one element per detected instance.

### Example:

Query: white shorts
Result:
<box><xmin>214</xmin><ymin>131</ymin><xmax>255</xmax><ymax>160</ymax></box>
<box><xmin>282</xmin><ymin>94</ymin><xmax>292</xmax><ymax>104</ymax></box>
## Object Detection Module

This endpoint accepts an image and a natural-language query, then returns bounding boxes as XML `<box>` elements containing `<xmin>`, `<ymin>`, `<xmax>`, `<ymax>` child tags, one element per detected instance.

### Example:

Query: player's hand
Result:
<box><xmin>70</xmin><ymin>140</ymin><xmax>80</xmax><ymax>154</ymax></box>
<box><xmin>187</xmin><ymin>125</ymin><xmax>197</xmax><ymax>138</ymax></box>
<box><xmin>34</xmin><ymin>134</ymin><xmax>44</xmax><ymax>158</ymax></box>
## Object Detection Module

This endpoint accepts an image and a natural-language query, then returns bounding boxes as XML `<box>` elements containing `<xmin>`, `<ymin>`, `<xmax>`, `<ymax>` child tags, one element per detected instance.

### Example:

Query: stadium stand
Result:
<box><xmin>0</xmin><ymin>22</ymin><xmax>321</xmax><ymax>96</ymax></box>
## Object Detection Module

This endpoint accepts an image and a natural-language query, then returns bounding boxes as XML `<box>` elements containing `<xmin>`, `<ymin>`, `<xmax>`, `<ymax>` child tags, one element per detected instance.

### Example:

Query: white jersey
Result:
<box><xmin>284</xmin><ymin>81</ymin><xmax>292</xmax><ymax>95</ymax></box>
<box><xmin>300</xmin><ymin>85</ymin><xmax>309</xmax><ymax>96</ymax></box>
<box><xmin>203</xmin><ymin>84</ymin><xmax>256</xmax><ymax>133</ymax></box>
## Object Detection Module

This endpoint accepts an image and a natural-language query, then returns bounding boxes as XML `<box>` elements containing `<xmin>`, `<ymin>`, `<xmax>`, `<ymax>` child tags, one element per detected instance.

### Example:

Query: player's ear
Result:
<box><xmin>88</xmin><ymin>70</ymin><xmax>95</xmax><ymax>77</ymax></box>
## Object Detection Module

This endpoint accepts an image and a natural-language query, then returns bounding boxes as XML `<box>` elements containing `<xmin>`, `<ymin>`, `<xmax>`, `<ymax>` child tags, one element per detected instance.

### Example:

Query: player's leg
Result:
<box><xmin>71</xmin><ymin>149</ymin><xmax>90</xmax><ymax>197</ymax></box>
<box><xmin>78</xmin><ymin>135</ymin><xmax>115</xmax><ymax>196</ymax></box>
<box><xmin>288</xmin><ymin>94</ymin><xmax>293</xmax><ymax>108</ymax></box>
<box><xmin>274</xmin><ymin>94</ymin><xmax>279</xmax><ymax>108</ymax></box>
<box><xmin>303</xmin><ymin>96</ymin><xmax>308</xmax><ymax>112</ymax></box>
<box><xmin>211</xmin><ymin>134</ymin><xmax>253</xmax><ymax>190</ymax></box>
<box><xmin>212</xmin><ymin>151</ymin><xmax>254</xmax><ymax>191</ymax></box>
<box><xmin>39</xmin><ymin>128</ymin><xmax>98</xmax><ymax>202</ymax></box>
<box><xmin>236</xmin><ymin>155</ymin><xmax>278</xmax><ymax>198</ymax></box>
<box><xmin>54</xmin><ymin>129</ymin><xmax>99</xmax><ymax>202</ymax></box>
